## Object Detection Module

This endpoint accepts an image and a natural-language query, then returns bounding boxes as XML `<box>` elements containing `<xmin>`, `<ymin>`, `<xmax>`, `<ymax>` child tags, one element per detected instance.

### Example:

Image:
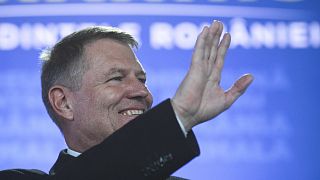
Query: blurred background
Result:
<box><xmin>0</xmin><ymin>0</ymin><xmax>319</xmax><ymax>179</ymax></box>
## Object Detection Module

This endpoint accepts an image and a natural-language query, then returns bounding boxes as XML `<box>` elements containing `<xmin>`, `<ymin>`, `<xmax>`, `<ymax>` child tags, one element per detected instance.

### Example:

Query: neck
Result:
<box><xmin>63</xmin><ymin>128</ymin><xmax>103</xmax><ymax>153</ymax></box>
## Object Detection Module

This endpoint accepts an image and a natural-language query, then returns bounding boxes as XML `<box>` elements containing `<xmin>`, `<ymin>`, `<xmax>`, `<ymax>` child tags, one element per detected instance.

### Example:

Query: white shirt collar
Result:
<box><xmin>67</xmin><ymin>148</ymin><xmax>81</xmax><ymax>157</ymax></box>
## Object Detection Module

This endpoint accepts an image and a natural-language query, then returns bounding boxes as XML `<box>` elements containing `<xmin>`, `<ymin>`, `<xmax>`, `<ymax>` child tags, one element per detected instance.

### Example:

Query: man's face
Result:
<box><xmin>71</xmin><ymin>39</ymin><xmax>153</xmax><ymax>149</ymax></box>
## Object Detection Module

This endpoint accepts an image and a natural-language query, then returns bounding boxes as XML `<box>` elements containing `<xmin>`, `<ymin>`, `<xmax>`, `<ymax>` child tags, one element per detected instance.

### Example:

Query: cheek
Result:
<box><xmin>94</xmin><ymin>87</ymin><xmax>125</xmax><ymax>112</ymax></box>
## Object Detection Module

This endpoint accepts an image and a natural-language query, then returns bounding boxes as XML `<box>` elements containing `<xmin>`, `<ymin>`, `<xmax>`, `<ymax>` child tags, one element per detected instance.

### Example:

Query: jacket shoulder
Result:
<box><xmin>0</xmin><ymin>169</ymin><xmax>48</xmax><ymax>180</ymax></box>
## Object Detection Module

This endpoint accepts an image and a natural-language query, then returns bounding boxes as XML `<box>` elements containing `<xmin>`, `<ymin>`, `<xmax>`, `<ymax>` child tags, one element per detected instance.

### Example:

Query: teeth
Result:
<box><xmin>121</xmin><ymin>110</ymin><xmax>144</xmax><ymax>116</ymax></box>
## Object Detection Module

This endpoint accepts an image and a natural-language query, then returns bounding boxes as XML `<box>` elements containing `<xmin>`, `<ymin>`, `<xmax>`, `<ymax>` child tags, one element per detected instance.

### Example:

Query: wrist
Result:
<box><xmin>170</xmin><ymin>99</ymin><xmax>194</xmax><ymax>132</ymax></box>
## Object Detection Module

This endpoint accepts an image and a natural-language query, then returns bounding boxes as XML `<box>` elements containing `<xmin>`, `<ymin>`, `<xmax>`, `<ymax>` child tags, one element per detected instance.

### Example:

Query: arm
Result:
<box><xmin>52</xmin><ymin>100</ymin><xmax>199</xmax><ymax>180</ymax></box>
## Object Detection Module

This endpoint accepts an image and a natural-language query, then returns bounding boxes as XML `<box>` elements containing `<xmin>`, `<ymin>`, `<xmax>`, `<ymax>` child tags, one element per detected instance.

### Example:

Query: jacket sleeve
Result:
<box><xmin>52</xmin><ymin>99</ymin><xmax>200</xmax><ymax>180</ymax></box>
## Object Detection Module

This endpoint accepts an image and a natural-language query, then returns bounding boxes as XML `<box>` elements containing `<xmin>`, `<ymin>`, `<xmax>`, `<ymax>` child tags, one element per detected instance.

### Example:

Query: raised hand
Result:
<box><xmin>172</xmin><ymin>20</ymin><xmax>254</xmax><ymax>131</ymax></box>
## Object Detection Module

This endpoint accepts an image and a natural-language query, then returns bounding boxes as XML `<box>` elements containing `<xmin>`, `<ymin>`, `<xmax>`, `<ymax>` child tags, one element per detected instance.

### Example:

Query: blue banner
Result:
<box><xmin>0</xmin><ymin>1</ymin><xmax>319</xmax><ymax>179</ymax></box>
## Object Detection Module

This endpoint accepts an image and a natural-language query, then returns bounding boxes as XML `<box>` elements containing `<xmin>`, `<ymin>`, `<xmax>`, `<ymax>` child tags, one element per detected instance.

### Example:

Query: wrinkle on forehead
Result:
<box><xmin>81</xmin><ymin>39</ymin><xmax>145</xmax><ymax>83</ymax></box>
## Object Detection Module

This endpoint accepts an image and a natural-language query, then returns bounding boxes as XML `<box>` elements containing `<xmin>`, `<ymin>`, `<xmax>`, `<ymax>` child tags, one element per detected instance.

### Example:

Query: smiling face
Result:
<box><xmin>69</xmin><ymin>39</ymin><xmax>153</xmax><ymax>151</ymax></box>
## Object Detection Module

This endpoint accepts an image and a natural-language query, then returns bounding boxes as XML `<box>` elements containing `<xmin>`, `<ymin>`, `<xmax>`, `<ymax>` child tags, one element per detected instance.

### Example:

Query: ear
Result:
<box><xmin>48</xmin><ymin>85</ymin><xmax>74</xmax><ymax>121</ymax></box>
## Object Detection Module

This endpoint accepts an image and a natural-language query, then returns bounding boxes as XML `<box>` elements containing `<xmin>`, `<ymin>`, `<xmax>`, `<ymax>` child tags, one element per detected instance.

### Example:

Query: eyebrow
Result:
<box><xmin>104</xmin><ymin>67</ymin><xmax>146</xmax><ymax>77</ymax></box>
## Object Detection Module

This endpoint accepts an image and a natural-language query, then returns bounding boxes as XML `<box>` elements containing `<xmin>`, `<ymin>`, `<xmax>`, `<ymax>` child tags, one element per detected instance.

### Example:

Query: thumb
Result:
<box><xmin>225</xmin><ymin>74</ymin><xmax>254</xmax><ymax>107</ymax></box>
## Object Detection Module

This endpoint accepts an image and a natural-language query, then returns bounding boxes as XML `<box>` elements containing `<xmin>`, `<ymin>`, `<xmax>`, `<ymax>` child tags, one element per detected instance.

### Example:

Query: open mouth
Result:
<box><xmin>119</xmin><ymin>109</ymin><xmax>144</xmax><ymax>116</ymax></box>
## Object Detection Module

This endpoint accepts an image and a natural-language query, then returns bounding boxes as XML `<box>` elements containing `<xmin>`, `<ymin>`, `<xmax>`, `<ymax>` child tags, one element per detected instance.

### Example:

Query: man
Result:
<box><xmin>0</xmin><ymin>21</ymin><xmax>253</xmax><ymax>179</ymax></box>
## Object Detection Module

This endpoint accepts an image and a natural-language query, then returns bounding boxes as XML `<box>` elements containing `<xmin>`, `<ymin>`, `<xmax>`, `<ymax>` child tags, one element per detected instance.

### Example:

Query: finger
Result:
<box><xmin>215</xmin><ymin>32</ymin><xmax>231</xmax><ymax>70</ymax></box>
<box><xmin>205</xmin><ymin>21</ymin><xmax>220</xmax><ymax>61</ymax></box>
<box><xmin>203</xmin><ymin>24</ymin><xmax>214</xmax><ymax>61</ymax></box>
<box><xmin>224</xmin><ymin>74</ymin><xmax>254</xmax><ymax>108</ymax></box>
<box><xmin>192</xmin><ymin>26</ymin><xmax>209</xmax><ymax>65</ymax></box>
<box><xmin>208</xmin><ymin>21</ymin><xmax>223</xmax><ymax>72</ymax></box>
<box><xmin>208</xmin><ymin>33</ymin><xmax>231</xmax><ymax>83</ymax></box>
<box><xmin>211</xmin><ymin>21</ymin><xmax>223</xmax><ymax>55</ymax></box>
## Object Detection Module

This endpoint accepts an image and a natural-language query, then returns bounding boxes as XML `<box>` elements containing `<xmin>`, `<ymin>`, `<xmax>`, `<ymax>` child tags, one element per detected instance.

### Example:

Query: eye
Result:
<box><xmin>138</xmin><ymin>78</ymin><xmax>146</xmax><ymax>84</ymax></box>
<box><xmin>106</xmin><ymin>76</ymin><xmax>123</xmax><ymax>83</ymax></box>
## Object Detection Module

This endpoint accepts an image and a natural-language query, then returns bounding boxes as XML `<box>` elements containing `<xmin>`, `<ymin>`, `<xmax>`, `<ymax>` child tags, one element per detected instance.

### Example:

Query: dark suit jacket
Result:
<box><xmin>0</xmin><ymin>99</ymin><xmax>200</xmax><ymax>179</ymax></box>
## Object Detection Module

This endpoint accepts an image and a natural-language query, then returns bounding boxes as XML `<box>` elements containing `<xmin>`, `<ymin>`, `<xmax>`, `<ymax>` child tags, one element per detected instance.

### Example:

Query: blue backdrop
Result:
<box><xmin>0</xmin><ymin>1</ymin><xmax>319</xmax><ymax>179</ymax></box>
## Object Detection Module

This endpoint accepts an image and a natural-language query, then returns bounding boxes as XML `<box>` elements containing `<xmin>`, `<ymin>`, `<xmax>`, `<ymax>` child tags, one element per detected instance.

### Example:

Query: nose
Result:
<box><xmin>126</xmin><ymin>78</ymin><xmax>152</xmax><ymax>101</ymax></box>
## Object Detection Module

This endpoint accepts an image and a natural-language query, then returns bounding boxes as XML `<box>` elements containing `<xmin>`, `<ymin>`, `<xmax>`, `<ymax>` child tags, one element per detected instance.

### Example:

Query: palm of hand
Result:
<box><xmin>172</xmin><ymin>21</ymin><xmax>253</xmax><ymax>131</ymax></box>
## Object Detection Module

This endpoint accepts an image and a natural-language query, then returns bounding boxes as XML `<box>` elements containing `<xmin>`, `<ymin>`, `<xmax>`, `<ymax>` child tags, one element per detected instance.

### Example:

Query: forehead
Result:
<box><xmin>83</xmin><ymin>38</ymin><xmax>143</xmax><ymax>71</ymax></box>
